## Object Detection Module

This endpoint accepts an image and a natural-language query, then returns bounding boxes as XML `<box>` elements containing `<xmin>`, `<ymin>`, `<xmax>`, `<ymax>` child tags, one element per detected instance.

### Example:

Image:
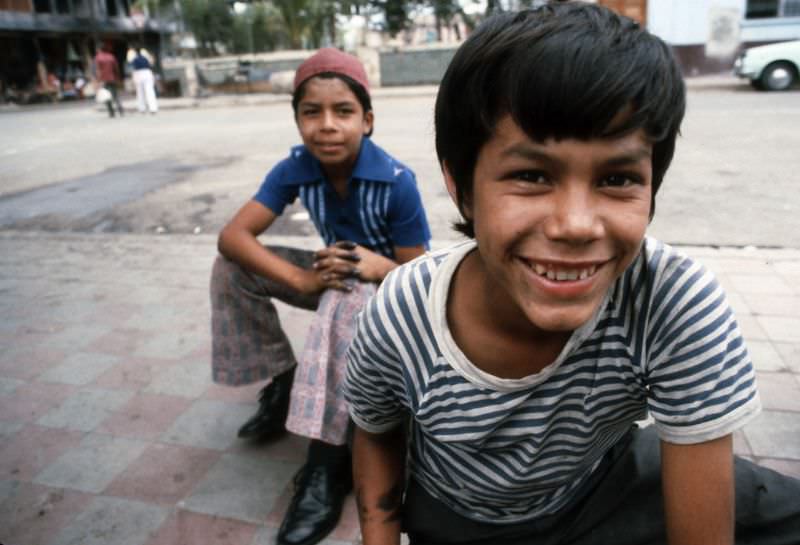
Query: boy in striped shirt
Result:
<box><xmin>345</xmin><ymin>3</ymin><xmax>800</xmax><ymax>545</ymax></box>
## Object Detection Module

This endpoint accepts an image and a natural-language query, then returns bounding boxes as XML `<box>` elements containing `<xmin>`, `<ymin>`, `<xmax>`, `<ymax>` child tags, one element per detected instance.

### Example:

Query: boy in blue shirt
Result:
<box><xmin>210</xmin><ymin>48</ymin><xmax>430</xmax><ymax>545</ymax></box>
<box><xmin>345</xmin><ymin>4</ymin><xmax>800</xmax><ymax>545</ymax></box>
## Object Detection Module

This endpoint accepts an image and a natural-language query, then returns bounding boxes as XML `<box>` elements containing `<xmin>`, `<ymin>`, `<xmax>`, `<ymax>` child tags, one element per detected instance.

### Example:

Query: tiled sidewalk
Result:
<box><xmin>1</xmin><ymin>231</ymin><xmax>799</xmax><ymax>545</ymax></box>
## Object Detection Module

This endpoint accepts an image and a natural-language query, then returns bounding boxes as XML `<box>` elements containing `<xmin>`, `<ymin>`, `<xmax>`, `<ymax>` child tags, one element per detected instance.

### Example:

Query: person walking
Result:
<box><xmin>94</xmin><ymin>42</ymin><xmax>124</xmax><ymax>118</ymax></box>
<box><xmin>129</xmin><ymin>47</ymin><xmax>158</xmax><ymax>114</ymax></box>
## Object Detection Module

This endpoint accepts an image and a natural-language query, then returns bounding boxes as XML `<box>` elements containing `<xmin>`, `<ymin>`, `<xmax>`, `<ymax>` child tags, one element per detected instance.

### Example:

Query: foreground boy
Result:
<box><xmin>345</xmin><ymin>3</ymin><xmax>800</xmax><ymax>544</ymax></box>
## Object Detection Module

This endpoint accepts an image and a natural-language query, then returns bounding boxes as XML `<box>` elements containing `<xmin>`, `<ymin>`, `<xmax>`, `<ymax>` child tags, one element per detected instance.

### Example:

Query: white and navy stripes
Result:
<box><xmin>345</xmin><ymin>237</ymin><xmax>760</xmax><ymax>524</ymax></box>
<box><xmin>253</xmin><ymin>139</ymin><xmax>431</xmax><ymax>257</ymax></box>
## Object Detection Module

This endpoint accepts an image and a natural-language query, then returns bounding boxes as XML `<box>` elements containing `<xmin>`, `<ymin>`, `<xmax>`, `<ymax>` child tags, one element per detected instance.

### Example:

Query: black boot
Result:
<box><xmin>237</xmin><ymin>367</ymin><xmax>295</xmax><ymax>440</ymax></box>
<box><xmin>277</xmin><ymin>441</ymin><xmax>352</xmax><ymax>545</ymax></box>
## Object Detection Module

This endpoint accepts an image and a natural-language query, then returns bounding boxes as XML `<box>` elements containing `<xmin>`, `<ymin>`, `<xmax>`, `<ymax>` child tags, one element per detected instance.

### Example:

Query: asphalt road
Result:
<box><xmin>0</xmin><ymin>81</ymin><xmax>798</xmax><ymax>248</ymax></box>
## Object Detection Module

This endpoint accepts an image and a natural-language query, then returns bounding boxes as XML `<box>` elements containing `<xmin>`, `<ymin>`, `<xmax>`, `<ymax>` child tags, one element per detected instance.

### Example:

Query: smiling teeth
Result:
<box><xmin>531</xmin><ymin>263</ymin><xmax>598</xmax><ymax>282</ymax></box>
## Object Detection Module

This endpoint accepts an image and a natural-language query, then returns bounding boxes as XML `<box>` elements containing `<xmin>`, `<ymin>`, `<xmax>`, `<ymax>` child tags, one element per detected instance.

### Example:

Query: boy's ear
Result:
<box><xmin>363</xmin><ymin>110</ymin><xmax>374</xmax><ymax>136</ymax></box>
<box><xmin>442</xmin><ymin>161</ymin><xmax>472</xmax><ymax>219</ymax></box>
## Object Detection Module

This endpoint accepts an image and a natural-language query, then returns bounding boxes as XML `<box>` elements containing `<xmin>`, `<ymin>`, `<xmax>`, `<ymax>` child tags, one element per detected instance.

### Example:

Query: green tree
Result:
<box><xmin>181</xmin><ymin>0</ymin><xmax>235</xmax><ymax>55</ymax></box>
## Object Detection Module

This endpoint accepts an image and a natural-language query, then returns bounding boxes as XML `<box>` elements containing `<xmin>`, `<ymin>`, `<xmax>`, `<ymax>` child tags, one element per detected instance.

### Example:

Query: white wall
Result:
<box><xmin>647</xmin><ymin>0</ymin><xmax>744</xmax><ymax>46</ymax></box>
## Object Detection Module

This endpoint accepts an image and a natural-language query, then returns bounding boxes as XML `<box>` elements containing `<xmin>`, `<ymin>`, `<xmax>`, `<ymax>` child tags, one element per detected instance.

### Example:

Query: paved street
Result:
<box><xmin>1</xmin><ymin>77</ymin><xmax>799</xmax><ymax>545</ymax></box>
<box><xmin>1</xmin><ymin>78</ymin><xmax>799</xmax><ymax>247</ymax></box>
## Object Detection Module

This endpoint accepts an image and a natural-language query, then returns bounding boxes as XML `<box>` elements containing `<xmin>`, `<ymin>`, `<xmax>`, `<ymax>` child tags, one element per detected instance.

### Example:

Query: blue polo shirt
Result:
<box><xmin>254</xmin><ymin>138</ymin><xmax>431</xmax><ymax>259</ymax></box>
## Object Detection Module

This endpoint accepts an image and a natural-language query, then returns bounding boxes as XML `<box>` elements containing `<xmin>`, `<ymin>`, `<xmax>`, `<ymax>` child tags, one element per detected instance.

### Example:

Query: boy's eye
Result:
<box><xmin>599</xmin><ymin>174</ymin><xmax>641</xmax><ymax>188</ymax></box>
<box><xmin>510</xmin><ymin>170</ymin><xmax>549</xmax><ymax>184</ymax></box>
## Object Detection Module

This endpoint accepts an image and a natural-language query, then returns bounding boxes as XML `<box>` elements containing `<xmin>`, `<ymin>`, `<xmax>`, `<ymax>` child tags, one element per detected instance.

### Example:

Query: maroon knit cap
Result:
<box><xmin>293</xmin><ymin>48</ymin><xmax>370</xmax><ymax>95</ymax></box>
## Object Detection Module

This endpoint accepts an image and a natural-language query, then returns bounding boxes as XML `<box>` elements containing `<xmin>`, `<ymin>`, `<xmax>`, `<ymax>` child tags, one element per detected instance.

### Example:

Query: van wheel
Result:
<box><xmin>759</xmin><ymin>61</ymin><xmax>797</xmax><ymax>91</ymax></box>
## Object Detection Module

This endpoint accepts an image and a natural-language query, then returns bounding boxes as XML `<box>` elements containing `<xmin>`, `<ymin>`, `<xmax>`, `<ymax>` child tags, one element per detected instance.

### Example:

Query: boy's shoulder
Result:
<box><xmin>353</xmin><ymin>138</ymin><xmax>417</xmax><ymax>185</ymax></box>
<box><xmin>374</xmin><ymin>241</ymin><xmax>473</xmax><ymax>305</ymax></box>
<box><xmin>637</xmin><ymin>236</ymin><xmax>712</xmax><ymax>288</ymax></box>
<box><xmin>264</xmin><ymin>145</ymin><xmax>321</xmax><ymax>186</ymax></box>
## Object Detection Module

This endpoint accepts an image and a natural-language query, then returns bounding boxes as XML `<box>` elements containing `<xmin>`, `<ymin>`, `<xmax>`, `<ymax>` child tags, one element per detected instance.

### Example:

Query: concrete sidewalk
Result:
<box><xmin>1</xmin><ymin>230</ymin><xmax>799</xmax><ymax>545</ymax></box>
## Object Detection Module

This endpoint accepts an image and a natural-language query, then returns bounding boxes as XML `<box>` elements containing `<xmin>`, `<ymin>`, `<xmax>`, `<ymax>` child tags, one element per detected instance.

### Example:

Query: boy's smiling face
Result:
<box><xmin>295</xmin><ymin>76</ymin><xmax>374</xmax><ymax>176</ymax></box>
<box><xmin>448</xmin><ymin>115</ymin><xmax>652</xmax><ymax>335</ymax></box>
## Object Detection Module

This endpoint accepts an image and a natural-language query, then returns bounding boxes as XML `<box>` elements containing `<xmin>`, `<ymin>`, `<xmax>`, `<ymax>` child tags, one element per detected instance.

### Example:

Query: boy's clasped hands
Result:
<box><xmin>306</xmin><ymin>240</ymin><xmax>395</xmax><ymax>293</ymax></box>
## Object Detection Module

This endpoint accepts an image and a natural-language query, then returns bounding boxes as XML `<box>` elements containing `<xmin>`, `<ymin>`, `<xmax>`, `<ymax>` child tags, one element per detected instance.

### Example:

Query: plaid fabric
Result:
<box><xmin>286</xmin><ymin>280</ymin><xmax>376</xmax><ymax>445</ymax></box>
<box><xmin>210</xmin><ymin>246</ymin><xmax>375</xmax><ymax>443</ymax></box>
<box><xmin>210</xmin><ymin>247</ymin><xmax>318</xmax><ymax>386</ymax></box>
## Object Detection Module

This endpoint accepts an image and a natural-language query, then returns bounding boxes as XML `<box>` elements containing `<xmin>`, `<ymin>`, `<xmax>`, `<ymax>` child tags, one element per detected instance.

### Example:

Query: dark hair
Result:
<box><xmin>292</xmin><ymin>72</ymin><xmax>374</xmax><ymax>137</ymax></box>
<box><xmin>435</xmin><ymin>2</ymin><xmax>686</xmax><ymax>237</ymax></box>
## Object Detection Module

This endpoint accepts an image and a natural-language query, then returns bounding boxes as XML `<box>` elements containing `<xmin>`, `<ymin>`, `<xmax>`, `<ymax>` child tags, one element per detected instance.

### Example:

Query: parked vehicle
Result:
<box><xmin>734</xmin><ymin>40</ymin><xmax>800</xmax><ymax>91</ymax></box>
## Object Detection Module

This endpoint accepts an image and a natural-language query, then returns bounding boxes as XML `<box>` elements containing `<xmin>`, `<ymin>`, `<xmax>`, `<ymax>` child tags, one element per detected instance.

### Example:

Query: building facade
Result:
<box><xmin>0</xmin><ymin>0</ymin><xmax>171</xmax><ymax>103</ymax></box>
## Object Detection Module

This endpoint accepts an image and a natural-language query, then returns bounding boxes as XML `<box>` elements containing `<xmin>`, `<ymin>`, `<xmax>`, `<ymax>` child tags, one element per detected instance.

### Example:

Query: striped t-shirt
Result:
<box><xmin>253</xmin><ymin>138</ymin><xmax>431</xmax><ymax>258</ymax></box>
<box><xmin>345</xmin><ymin>237</ymin><xmax>761</xmax><ymax>524</ymax></box>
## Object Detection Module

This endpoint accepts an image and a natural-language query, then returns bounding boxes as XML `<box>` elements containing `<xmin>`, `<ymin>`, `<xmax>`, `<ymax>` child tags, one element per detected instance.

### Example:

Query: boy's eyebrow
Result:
<box><xmin>298</xmin><ymin>99</ymin><xmax>358</xmax><ymax>108</ymax></box>
<box><xmin>501</xmin><ymin>143</ymin><xmax>652</xmax><ymax>165</ymax></box>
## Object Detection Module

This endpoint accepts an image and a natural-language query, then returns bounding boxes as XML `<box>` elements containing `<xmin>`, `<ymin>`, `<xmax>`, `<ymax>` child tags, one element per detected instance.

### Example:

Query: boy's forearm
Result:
<box><xmin>353</xmin><ymin>425</ymin><xmax>406</xmax><ymax>545</ymax></box>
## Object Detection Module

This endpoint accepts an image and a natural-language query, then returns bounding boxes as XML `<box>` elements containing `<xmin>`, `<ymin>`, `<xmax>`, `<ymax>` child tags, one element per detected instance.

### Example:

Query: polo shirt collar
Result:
<box><xmin>287</xmin><ymin>138</ymin><xmax>398</xmax><ymax>185</ymax></box>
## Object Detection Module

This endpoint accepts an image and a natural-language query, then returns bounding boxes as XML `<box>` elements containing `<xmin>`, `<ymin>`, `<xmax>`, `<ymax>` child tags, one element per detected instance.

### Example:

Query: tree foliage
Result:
<box><xmin>179</xmin><ymin>0</ymin><xmax>484</xmax><ymax>56</ymax></box>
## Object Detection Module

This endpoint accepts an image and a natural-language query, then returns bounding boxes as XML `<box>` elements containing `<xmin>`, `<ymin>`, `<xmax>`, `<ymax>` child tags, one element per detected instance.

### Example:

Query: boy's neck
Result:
<box><xmin>322</xmin><ymin>164</ymin><xmax>353</xmax><ymax>199</ymax></box>
<box><xmin>447</xmin><ymin>248</ymin><xmax>572</xmax><ymax>379</ymax></box>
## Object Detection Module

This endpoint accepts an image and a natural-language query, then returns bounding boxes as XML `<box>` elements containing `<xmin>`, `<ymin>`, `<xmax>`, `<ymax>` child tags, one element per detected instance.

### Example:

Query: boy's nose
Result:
<box><xmin>543</xmin><ymin>187</ymin><xmax>604</xmax><ymax>244</ymax></box>
<box><xmin>321</xmin><ymin>110</ymin><xmax>336</xmax><ymax>130</ymax></box>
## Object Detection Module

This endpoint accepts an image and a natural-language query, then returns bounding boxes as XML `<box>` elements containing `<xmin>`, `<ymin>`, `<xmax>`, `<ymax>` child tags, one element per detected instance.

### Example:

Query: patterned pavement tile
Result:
<box><xmin>0</xmin><ymin>345</ymin><xmax>66</xmax><ymax>381</ymax></box>
<box><xmin>250</xmin><ymin>525</ymin><xmax>357</xmax><ymax>545</ymax></box>
<box><xmin>33</xmin><ymin>433</ymin><xmax>148</xmax><ymax>493</ymax></box>
<box><xmin>181</xmin><ymin>450</ymin><xmax>302</xmax><ymax>524</ymax></box>
<box><xmin>96</xmin><ymin>392</ymin><xmax>192</xmax><ymax>441</ymax></box>
<box><xmin>727</xmin><ymin>273</ymin><xmax>794</xmax><ymax>295</ymax></box>
<box><xmin>135</xmin><ymin>330</ymin><xmax>206</xmax><ymax>361</ymax></box>
<box><xmin>774</xmin><ymin>342</ymin><xmax>800</xmax><ymax>374</ymax></box>
<box><xmin>0</xmin><ymin>481</ymin><xmax>93</xmax><ymax>545</ymax></box>
<box><xmin>746</xmin><ymin>340</ymin><xmax>787</xmax><ymax>372</ymax></box>
<box><xmin>0</xmin><ymin>424</ymin><xmax>84</xmax><ymax>481</ymax></box>
<box><xmin>743</xmin><ymin>410</ymin><xmax>800</xmax><ymax>460</ymax></box>
<box><xmin>0</xmin><ymin>420</ymin><xmax>24</xmax><ymax>439</ymax></box>
<box><xmin>92</xmin><ymin>357</ymin><xmax>167</xmax><ymax>391</ymax></box>
<box><xmin>47</xmin><ymin>496</ymin><xmax>169</xmax><ymax>545</ymax></box>
<box><xmin>743</xmin><ymin>293</ymin><xmax>800</xmax><ymax>318</ymax></box>
<box><xmin>755</xmin><ymin>372</ymin><xmax>800</xmax><ymax>412</ymax></box>
<box><xmin>756</xmin><ymin>458</ymin><xmax>800</xmax><ymax>481</ymax></box>
<box><xmin>735</xmin><ymin>314</ymin><xmax>768</xmax><ymax>341</ymax></box>
<box><xmin>104</xmin><ymin>443</ymin><xmax>220</xmax><ymax>504</ymax></box>
<box><xmin>145</xmin><ymin>361</ymin><xmax>213</xmax><ymax>399</ymax></box>
<box><xmin>0</xmin><ymin>381</ymin><xmax>77</xmax><ymax>424</ymax></box>
<box><xmin>757</xmin><ymin>316</ymin><xmax>800</xmax><ymax>344</ymax></box>
<box><xmin>0</xmin><ymin>376</ymin><xmax>25</xmax><ymax>395</ymax></box>
<box><xmin>37</xmin><ymin>387</ymin><xmax>134</xmax><ymax>432</ymax></box>
<box><xmin>144</xmin><ymin>510</ymin><xmax>259</xmax><ymax>545</ymax></box>
<box><xmin>161</xmin><ymin>400</ymin><xmax>254</xmax><ymax>451</ymax></box>
<box><xmin>87</xmin><ymin>327</ymin><xmax>149</xmax><ymax>359</ymax></box>
<box><xmin>38</xmin><ymin>351</ymin><xmax>121</xmax><ymax>386</ymax></box>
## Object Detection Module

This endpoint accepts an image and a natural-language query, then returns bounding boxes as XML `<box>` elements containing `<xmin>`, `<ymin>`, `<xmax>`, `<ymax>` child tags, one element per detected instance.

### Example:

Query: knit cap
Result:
<box><xmin>293</xmin><ymin>48</ymin><xmax>370</xmax><ymax>95</ymax></box>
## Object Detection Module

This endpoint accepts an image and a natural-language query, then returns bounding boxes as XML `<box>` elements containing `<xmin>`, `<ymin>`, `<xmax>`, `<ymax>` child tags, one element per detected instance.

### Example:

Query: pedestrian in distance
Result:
<box><xmin>209</xmin><ymin>48</ymin><xmax>431</xmax><ymax>545</ymax></box>
<box><xmin>128</xmin><ymin>46</ymin><xmax>158</xmax><ymax>114</ymax></box>
<box><xmin>93</xmin><ymin>42</ymin><xmax>124</xmax><ymax>118</ymax></box>
<box><xmin>345</xmin><ymin>3</ymin><xmax>800</xmax><ymax>545</ymax></box>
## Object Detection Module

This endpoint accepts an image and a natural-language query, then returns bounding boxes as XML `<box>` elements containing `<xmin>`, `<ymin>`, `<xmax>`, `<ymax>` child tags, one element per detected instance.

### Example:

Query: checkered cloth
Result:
<box><xmin>286</xmin><ymin>281</ymin><xmax>375</xmax><ymax>445</ymax></box>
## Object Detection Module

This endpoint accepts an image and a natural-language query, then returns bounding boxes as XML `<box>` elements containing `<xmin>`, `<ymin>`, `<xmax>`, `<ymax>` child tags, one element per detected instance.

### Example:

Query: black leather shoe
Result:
<box><xmin>276</xmin><ymin>461</ymin><xmax>353</xmax><ymax>545</ymax></box>
<box><xmin>237</xmin><ymin>368</ymin><xmax>294</xmax><ymax>440</ymax></box>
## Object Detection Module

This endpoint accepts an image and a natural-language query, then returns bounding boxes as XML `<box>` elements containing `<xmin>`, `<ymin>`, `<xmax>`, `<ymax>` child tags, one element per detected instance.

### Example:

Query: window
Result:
<box><xmin>746</xmin><ymin>0</ymin><xmax>800</xmax><ymax>18</ymax></box>
<box><xmin>106</xmin><ymin>0</ymin><xmax>118</xmax><ymax>16</ymax></box>
<box><xmin>33</xmin><ymin>0</ymin><xmax>52</xmax><ymax>13</ymax></box>
<box><xmin>56</xmin><ymin>0</ymin><xmax>70</xmax><ymax>14</ymax></box>
<box><xmin>785</xmin><ymin>0</ymin><xmax>800</xmax><ymax>16</ymax></box>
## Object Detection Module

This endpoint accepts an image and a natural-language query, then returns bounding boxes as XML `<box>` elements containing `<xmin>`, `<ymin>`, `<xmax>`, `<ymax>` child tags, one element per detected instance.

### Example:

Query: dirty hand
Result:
<box><xmin>352</xmin><ymin>245</ymin><xmax>397</xmax><ymax>283</ymax></box>
<box><xmin>310</xmin><ymin>240</ymin><xmax>361</xmax><ymax>292</ymax></box>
